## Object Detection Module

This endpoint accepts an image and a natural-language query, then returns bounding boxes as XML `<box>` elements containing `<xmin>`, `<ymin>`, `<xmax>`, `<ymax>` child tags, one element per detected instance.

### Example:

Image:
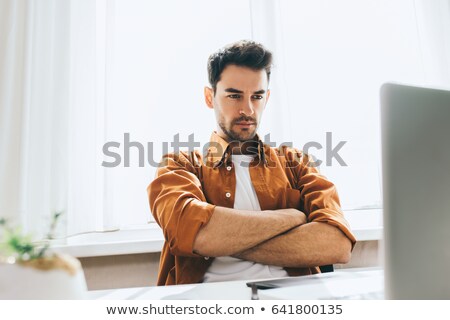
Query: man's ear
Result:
<box><xmin>204</xmin><ymin>86</ymin><xmax>214</xmax><ymax>109</ymax></box>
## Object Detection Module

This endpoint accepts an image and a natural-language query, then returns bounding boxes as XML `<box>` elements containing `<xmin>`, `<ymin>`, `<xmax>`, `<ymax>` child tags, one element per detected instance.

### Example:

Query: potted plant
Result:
<box><xmin>0</xmin><ymin>213</ymin><xmax>87</xmax><ymax>299</ymax></box>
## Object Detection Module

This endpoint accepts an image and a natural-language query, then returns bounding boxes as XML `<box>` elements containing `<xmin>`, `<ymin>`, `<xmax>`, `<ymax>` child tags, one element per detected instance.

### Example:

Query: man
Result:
<box><xmin>148</xmin><ymin>40</ymin><xmax>355</xmax><ymax>286</ymax></box>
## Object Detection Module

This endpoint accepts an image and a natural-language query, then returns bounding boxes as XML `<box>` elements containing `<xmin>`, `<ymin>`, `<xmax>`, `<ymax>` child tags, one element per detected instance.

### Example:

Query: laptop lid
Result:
<box><xmin>381</xmin><ymin>83</ymin><xmax>450</xmax><ymax>299</ymax></box>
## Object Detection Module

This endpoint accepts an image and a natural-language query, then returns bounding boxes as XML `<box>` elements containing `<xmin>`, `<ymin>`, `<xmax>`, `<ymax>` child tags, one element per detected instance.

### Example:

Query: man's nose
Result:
<box><xmin>239</xmin><ymin>98</ymin><xmax>255</xmax><ymax>116</ymax></box>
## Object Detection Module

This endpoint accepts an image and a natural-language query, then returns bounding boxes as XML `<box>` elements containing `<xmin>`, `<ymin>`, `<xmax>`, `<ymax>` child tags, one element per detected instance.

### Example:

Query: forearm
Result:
<box><xmin>193</xmin><ymin>207</ymin><xmax>306</xmax><ymax>257</ymax></box>
<box><xmin>233</xmin><ymin>222</ymin><xmax>352</xmax><ymax>267</ymax></box>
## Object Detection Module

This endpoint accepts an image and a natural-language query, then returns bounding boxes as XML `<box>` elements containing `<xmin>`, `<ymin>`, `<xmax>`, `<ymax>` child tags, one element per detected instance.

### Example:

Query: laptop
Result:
<box><xmin>381</xmin><ymin>82</ymin><xmax>450</xmax><ymax>299</ymax></box>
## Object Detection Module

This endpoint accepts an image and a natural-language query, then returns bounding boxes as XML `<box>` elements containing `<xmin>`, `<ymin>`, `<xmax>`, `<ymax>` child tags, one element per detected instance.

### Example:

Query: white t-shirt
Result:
<box><xmin>203</xmin><ymin>154</ymin><xmax>289</xmax><ymax>283</ymax></box>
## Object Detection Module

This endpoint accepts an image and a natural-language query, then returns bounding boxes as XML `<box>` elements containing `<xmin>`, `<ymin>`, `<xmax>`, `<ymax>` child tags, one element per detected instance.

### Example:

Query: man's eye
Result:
<box><xmin>228</xmin><ymin>94</ymin><xmax>241</xmax><ymax>99</ymax></box>
<box><xmin>252</xmin><ymin>95</ymin><xmax>263</xmax><ymax>100</ymax></box>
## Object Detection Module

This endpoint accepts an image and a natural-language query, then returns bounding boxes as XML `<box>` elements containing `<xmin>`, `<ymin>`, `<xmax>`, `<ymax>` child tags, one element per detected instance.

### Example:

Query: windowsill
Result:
<box><xmin>344</xmin><ymin>208</ymin><xmax>383</xmax><ymax>242</ymax></box>
<box><xmin>52</xmin><ymin>209</ymin><xmax>382</xmax><ymax>258</ymax></box>
<box><xmin>52</xmin><ymin>225</ymin><xmax>165</xmax><ymax>258</ymax></box>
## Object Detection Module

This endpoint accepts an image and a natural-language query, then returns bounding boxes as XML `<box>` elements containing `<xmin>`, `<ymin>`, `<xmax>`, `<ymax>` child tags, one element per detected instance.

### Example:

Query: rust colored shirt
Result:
<box><xmin>148</xmin><ymin>132</ymin><xmax>356</xmax><ymax>286</ymax></box>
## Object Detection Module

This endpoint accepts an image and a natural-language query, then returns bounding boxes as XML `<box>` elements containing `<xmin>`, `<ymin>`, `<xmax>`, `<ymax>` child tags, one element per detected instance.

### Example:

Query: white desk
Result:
<box><xmin>88</xmin><ymin>267</ymin><xmax>383</xmax><ymax>300</ymax></box>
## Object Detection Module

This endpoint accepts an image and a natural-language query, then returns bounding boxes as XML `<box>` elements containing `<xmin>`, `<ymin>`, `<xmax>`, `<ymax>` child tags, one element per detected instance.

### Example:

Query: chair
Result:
<box><xmin>319</xmin><ymin>264</ymin><xmax>334</xmax><ymax>273</ymax></box>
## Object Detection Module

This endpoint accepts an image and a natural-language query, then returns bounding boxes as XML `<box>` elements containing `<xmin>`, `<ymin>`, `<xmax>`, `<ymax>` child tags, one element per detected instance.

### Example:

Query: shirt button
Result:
<box><xmin>225</xmin><ymin>192</ymin><xmax>231</xmax><ymax>198</ymax></box>
<box><xmin>226</xmin><ymin>166</ymin><xmax>232</xmax><ymax>171</ymax></box>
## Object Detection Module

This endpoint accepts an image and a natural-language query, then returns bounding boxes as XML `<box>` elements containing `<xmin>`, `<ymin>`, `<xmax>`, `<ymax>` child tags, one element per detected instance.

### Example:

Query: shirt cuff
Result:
<box><xmin>173</xmin><ymin>199</ymin><xmax>216</xmax><ymax>257</ymax></box>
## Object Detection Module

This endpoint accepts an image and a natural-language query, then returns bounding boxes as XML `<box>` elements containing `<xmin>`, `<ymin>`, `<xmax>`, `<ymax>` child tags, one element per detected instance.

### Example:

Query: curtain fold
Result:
<box><xmin>66</xmin><ymin>0</ymin><xmax>118</xmax><ymax>235</ymax></box>
<box><xmin>414</xmin><ymin>0</ymin><xmax>450</xmax><ymax>85</ymax></box>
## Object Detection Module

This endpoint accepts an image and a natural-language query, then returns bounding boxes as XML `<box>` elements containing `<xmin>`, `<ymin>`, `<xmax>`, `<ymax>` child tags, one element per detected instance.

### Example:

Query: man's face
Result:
<box><xmin>204</xmin><ymin>64</ymin><xmax>270</xmax><ymax>142</ymax></box>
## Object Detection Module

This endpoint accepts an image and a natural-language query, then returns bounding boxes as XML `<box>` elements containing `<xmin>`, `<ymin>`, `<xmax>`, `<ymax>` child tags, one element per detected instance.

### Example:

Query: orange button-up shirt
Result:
<box><xmin>148</xmin><ymin>132</ymin><xmax>356</xmax><ymax>286</ymax></box>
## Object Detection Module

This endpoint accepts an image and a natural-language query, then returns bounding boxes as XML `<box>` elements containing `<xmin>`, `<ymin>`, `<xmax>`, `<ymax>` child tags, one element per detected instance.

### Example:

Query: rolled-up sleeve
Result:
<box><xmin>296</xmin><ymin>152</ymin><xmax>357</xmax><ymax>249</ymax></box>
<box><xmin>148</xmin><ymin>153</ymin><xmax>216</xmax><ymax>257</ymax></box>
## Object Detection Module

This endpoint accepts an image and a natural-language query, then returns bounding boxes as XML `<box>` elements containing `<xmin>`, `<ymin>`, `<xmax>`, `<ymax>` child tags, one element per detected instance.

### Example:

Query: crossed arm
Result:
<box><xmin>193</xmin><ymin>206</ymin><xmax>352</xmax><ymax>268</ymax></box>
<box><xmin>150</xmin><ymin>152</ymin><xmax>353</xmax><ymax>269</ymax></box>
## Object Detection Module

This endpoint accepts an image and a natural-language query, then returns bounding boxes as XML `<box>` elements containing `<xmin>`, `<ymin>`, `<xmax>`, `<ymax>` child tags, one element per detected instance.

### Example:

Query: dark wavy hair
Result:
<box><xmin>207</xmin><ymin>40</ymin><xmax>273</xmax><ymax>94</ymax></box>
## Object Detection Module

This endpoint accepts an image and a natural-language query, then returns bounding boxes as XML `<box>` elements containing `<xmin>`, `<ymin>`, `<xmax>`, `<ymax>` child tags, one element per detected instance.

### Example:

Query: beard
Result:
<box><xmin>218</xmin><ymin>115</ymin><xmax>258</xmax><ymax>142</ymax></box>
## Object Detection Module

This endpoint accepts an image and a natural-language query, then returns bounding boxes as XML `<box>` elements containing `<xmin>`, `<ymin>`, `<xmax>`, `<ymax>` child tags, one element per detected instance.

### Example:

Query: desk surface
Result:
<box><xmin>88</xmin><ymin>267</ymin><xmax>383</xmax><ymax>300</ymax></box>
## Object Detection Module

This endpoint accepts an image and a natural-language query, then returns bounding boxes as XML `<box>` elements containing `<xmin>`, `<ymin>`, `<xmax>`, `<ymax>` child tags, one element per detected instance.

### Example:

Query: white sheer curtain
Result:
<box><xmin>1</xmin><ymin>0</ymin><xmax>449</xmax><ymax>238</ymax></box>
<box><xmin>0</xmin><ymin>0</ymin><xmax>70</xmax><ymax>237</ymax></box>
<box><xmin>0</xmin><ymin>0</ymin><xmax>116</xmax><ymax>237</ymax></box>
<box><xmin>0</xmin><ymin>0</ymin><xmax>252</xmax><ymax>237</ymax></box>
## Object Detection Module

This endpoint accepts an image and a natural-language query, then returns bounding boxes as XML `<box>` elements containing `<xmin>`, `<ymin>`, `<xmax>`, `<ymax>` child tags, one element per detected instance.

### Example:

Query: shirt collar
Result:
<box><xmin>206</xmin><ymin>131</ymin><xmax>267</xmax><ymax>167</ymax></box>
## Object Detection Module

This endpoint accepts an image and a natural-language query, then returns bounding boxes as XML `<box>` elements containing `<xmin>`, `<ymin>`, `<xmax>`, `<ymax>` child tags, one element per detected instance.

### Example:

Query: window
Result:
<box><xmin>61</xmin><ymin>0</ymin><xmax>450</xmax><ymax>230</ymax></box>
<box><xmin>104</xmin><ymin>0</ymin><xmax>253</xmax><ymax>228</ymax></box>
<box><xmin>2</xmin><ymin>0</ymin><xmax>449</xmax><ymax>236</ymax></box>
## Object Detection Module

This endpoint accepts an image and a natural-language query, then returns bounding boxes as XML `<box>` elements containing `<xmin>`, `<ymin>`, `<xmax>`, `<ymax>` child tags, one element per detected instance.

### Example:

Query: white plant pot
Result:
<box><xmin>0</xmin><ymin>254</ymin><xmax>87</xmax><ymax>299</ymax></box>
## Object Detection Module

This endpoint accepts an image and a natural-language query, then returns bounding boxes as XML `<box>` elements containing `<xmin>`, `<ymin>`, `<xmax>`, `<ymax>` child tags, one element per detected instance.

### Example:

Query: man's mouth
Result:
<box><xmin>235</xmin><ymin>122</ymin><xmax>255</xmax><ymax>126</ymax></box>
<box><xmin>234</xmin><ymin>117</ymin><xmax>256</xmax><ymax>127</ymax></box>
